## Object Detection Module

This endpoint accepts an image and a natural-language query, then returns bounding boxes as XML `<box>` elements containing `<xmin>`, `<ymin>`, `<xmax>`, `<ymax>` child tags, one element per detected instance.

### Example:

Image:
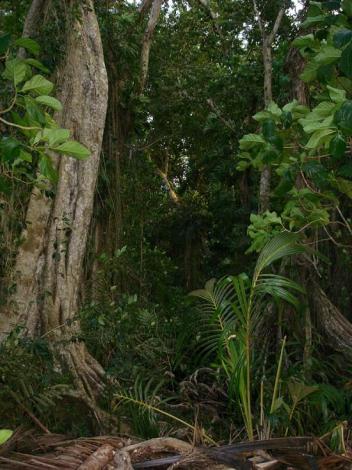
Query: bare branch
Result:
<box><xmin>156</xmin><ymin>168</ymin><xmax>180</xmax><ymax>205</ymax></box>
<box><xmin>268</xmin><ymin>7</ymin><xmax>285</xmax><ymax>45</ymax></box>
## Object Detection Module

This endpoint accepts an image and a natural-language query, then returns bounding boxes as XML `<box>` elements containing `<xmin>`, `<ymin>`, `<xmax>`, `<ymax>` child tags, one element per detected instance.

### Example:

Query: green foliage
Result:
<box><xmin>114</xmin><ymin>377</ymin><xmax>170</xmax><ymax>438</ymax></box>
<box><xmin>0</xmin><ymin>429</ymin><xmax>13</xmax><ymax>445</ymax></box>
<box><xmin>0</xmin><ymin>34</ymin><xmax>89</xmax><ymax>189</ymax></box>
<box><xmin>0</xmin><ymin>330</ymin><xmax>71</xmax><ymax>431</ymax></box>
<box><xmin>238</xmin><ymin>1</ymin><xmax>352</xmax><ymax>249</ymax></box>
<box><xmin>1</xmin><ymin>0</ymin><xmax>352</xmax><ymax>445</ymax></box>
<box><xmin>81</xmin><ymin>244</ymin><xmax>197</xmax><ymax>382</ymax></box>
<box><xmin>191</xmin><ymin>233</ymin><xmax>304</xmax><ymax>439</ymax></box>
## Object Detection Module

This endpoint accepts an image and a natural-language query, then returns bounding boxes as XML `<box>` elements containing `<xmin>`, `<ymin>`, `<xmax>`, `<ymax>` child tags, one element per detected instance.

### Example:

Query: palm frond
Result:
<box><xmin>113</xmin><ymin>376</ymin><xmax>216</xmax><ymax>444</ymax></box>
<box><xmin>254</xmin><ymin>232</ymin><xmax>304</xmax><ymax>279</ymax></box>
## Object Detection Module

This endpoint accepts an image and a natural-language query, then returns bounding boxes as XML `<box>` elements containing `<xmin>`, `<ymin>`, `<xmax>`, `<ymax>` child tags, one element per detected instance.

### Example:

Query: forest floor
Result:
<box><xmin>0</xmin><ymin>429</ymin><xmax>352</xmax><ymax>469</ymax></box>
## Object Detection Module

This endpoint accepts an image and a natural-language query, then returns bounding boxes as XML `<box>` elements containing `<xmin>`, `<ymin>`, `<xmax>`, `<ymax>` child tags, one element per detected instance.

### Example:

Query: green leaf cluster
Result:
<box><xmin>0</xmin><ymin>34</ymin><xmax>90</xmax><ymax>190</ymax></box>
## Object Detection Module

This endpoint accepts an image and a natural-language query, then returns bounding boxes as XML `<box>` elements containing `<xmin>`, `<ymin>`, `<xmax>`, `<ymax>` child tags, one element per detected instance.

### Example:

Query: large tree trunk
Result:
<box><xmin>309</xmin><ymin>282</ymin><xmax>352</xmax><ymax>361</ymax></box>
<box><xmin>0</xmin><ymin>0</ymin><xmax>108</xmax><ymax>398</ymax></box>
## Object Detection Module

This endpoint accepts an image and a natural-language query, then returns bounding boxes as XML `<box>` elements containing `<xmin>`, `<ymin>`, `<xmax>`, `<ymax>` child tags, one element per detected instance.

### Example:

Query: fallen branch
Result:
<box><xmin>78</xmin><ymin>444</ymin><xmax>114</xmax><ymax>470</ymax></box>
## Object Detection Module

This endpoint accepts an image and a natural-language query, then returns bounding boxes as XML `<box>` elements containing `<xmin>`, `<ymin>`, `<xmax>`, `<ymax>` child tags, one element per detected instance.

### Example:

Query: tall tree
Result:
<box><xmin>0</xmin><ymin>0</ymin><xmax>108</xmax><ymax>406</ymax></box>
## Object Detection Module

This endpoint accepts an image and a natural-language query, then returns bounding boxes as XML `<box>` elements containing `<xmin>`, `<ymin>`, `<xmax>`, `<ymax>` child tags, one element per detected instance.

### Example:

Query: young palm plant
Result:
<box><xmin>191</xmin><ymin>233</ymin><xmax>305</xmax><ymax>440</ymax></box>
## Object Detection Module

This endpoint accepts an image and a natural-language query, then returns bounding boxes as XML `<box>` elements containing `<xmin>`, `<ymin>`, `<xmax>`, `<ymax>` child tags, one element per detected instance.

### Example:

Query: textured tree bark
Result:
<box><xmin>309</xmin><ymin>282</ymin><xmax>352</xmax><ymax>361</ymax></box>
<box><xmin>253</xmin><ymin>2</ymin><xmax>286</xmax><ymax>213</ymax></box>
<box><xmin>0</xmin><ymin>0</ymin><xmax>108</xmax><ymax>397</ymax></box>
<box><xmin>139</xmin><ymin>0</ymin><xmax>163</xmax><ymax>92</ymax></box>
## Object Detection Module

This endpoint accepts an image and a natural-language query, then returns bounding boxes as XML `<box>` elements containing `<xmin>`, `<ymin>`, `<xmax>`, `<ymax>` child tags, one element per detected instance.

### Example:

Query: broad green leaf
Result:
<box><xmin>300</xmin><ymin>102</ymin><xmax>336</xmax><ymax>124</ymax></box>
<box><xmin>318</xmin><ymin>63</ymin><xmax>334</xmax><ymax>82</ymax></box>
<box><xmin>53</xmin><ymin>141</ymin><xmax>90</xmax><ymax>159</ymax></box>
<box><xmin>15</xmin><ymin>37</ymin><xmax>40</xmax><ymax>56</ymax></box>
<box><xmin>253</xmin><ymin>110</ymin><xmax>272</xmax><ymax>122</ymax></box>
<box><xmin>19</xmin><ymin>150</ymin><xmax>32</xmax><ymax>163</ymax></box>
<box><xmin>333</xmin><ymin>29</ymin><xmax>352</xmax><ymax>48</ymax></box>
<box><xmin>327</xmin><ymin>85</ymin><xmax>346</xmax><ymax>103</ymax></box>
<box><xmin>339</xmin><ymin>42</ymin><xmax>352</xmax><ymax>77</ymax></box>
<box><xmin>283</xmin><ymin>101</ymin><xmax>309</xmax><ymax>118</ymax></box>
<box><xmin>281</xmin><ymin>111</ymin><xmax>293</xmax><ymax>129</ymax></box>
<box><xmin>22</xmin><ymin>74</ymin><xmax>54</xmax><ymax>95</ymax></box>
<box><xmin>301</xmin><ymin>116</ymin><xmax>334</xmax><ymax>134</ymax></box>
<box><xmin>308</xmin><ymin>2</ymin><xmax>324</xmax><ymax>16</ymax></box>
<box><xmin>262</xmin><ymin>119</ymin><xmax>276</xmax><ymax>141</ymax></box>
<box><xmin>0</xmin><ymin>33</ymin><xmax>11</xmax><ymax>55</ymax></box>
<box><xmin>239</xmin><ymin>134</ymin><xmax>265</xmax><ymax>150</ymax></box>
<box><xmin>24</xmin><ymin>96</ymin><xmax>46</xmax><ymax>126</ymax></box>
<box><xmin>314</xmin><ymin>46</ymin><xmax>341</xmax><ymax>65</ymax></box>
<box><xmin>0</xmin><ymin>137</ymin><xmax>21</xmax><ymax>163</ymax></box>
<box><xmin>300</xmin><ymin>61</ymin><xmax>319</xmax><ymax>82</ymax></box>
<box><xmin>35</xmin><ymin>95</ymin><xmax>62</xmax><ymax>111</ymax></box>
<box><xmin>34</xmin><ymin>128</ymin><xmax>70</xmax><ymax>147</ymax></box>
<box><xmin>39</xmin><ymin>154</ymin><xmax>58</xmax><ymax>182</ymax></box>
<box><xmin>267</xmin><ymin>102</ymin><xmax>282</xmax><ymax>117</ymax></box>
<box><xmin>330</xmin><ymin>134</ymin><xmax>346</xmax><ymax>159</ymax></box>
<box><xmin>302</xmin><ymin>15</ymin><xmax>326</xmax><ymax>28</ymax></box>
<box><xmin>25</xmin><ymin>58</ymin><xmax>49</xmax><ymax>74</ymax></box>
<box><xmin>306</xmin><ymin>128</ymin><xmax>335</xmax><ymax>148</ymax></box>
<box><xmin>292</xmin><ymin>34</ymin><xmax>318</xmax><ymax>49</ymax></box>
<box><xmin>2</xmin><ymin>58</ymin><xmax>27</xmax><ymax>86</ymax></box>
<box><xmin>334</xmin><ymin>100</ymin><xmax>352</xmax><ymax>133</ymax></box>
<box><xmin>0</xmin><ymin>429</ymin><xmax>13</xmax><ymax>445</ymax></box>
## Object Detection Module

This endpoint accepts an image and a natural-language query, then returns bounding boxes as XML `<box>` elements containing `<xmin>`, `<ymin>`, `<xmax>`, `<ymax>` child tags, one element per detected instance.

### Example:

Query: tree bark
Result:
<box><xmin>139</xmin><ymin>0</ymin><xmax>163</xmax><ymax>92</ymax></box>
<box><xmin>309</xmin><ymin>282</ymin><xmax>352</xmax><ymax>361</ymax></box>
<box><xmin>1</xmin><ymin>0</ymin><xmax>108</xmax><ymax>395</ymax></box>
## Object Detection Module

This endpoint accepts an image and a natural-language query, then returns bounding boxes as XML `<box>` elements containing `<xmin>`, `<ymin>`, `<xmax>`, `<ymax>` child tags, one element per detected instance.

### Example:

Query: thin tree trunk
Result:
<box><xmin>254</xmin><ymin>2</ymin><xmax>286</xmax><ymax>213</ymax></box>
<box><xmin>139</xmin><ymin>0</ymin><xmax>163</xmax><ymax>92</ymax></box>
<box><xmin>18</xmin><ymin>0</ymin><xmax>50</xmax><ymax>58</ymax></box>
<box><xmin>1</xmin><ymin>0</ymin><xmax>108</xmax><ymax>397</ymax></box>
<box><xmin>258</xmin><ymin>41</ymin><xmax>273</xmax><ymax>213</ymax></box>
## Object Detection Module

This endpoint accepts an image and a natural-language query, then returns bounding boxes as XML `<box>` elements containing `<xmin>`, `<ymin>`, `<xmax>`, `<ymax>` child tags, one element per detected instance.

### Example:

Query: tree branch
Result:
<box><xmin>206</xmin><ymin>98</ymin><xmax>236</xmax><ymax>133</ymax></box>
<box><xmin>268</xmin><ymin>7</ymin><xmax>285</xmax><ymax>45</ymax></box>
<box><xmin>139</xmin><ymin>0</ymin><xmax>153</xmax><ymax>16</ymax></box>
<box><xmin>139</xmin><ymin>0</ymin><xmax>163</xmax><ymax>93</ymax></box>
